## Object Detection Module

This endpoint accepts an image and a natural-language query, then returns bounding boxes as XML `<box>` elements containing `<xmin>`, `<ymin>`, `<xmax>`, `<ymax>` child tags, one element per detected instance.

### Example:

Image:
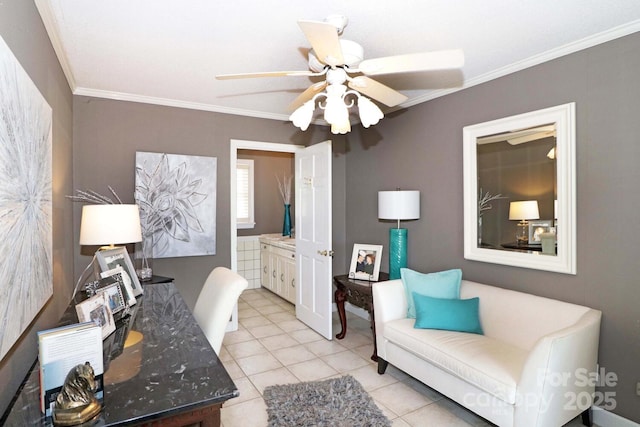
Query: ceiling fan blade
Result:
<box><xmin>348</xmin><ymin>76</ymin><xmax>408</xmax><ymax>107</ymax></box>
<box><xmin>216</xmin><ymin>70</ymin><xmax>319</xmax><ymax>80</ymax></box>
<box><xmin>287</xmin><ymin>81</ymin><xmax>328</xmax><ymax>111</ymax></box>
<box><xmin>358</xmin><ymin>49</ymin><xmax>465</xmax><ymax>76</ymax></box>
<box><xmin>298</xmin><ymin>20</ymin><xmax>344</xmax><ymax>67</ymax></box>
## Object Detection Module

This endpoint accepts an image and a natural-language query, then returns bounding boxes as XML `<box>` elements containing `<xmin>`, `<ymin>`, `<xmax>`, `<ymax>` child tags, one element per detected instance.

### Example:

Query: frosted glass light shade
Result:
<box><xmin>358</xmin><ymin>97</ymin><xmax>383</xmax><ymax>128</ymax></box>
<box><xmin>289</xmin><ymin>100</ymin><xmax>315</xmax><ymax>131</ymax></box>
<box><xmin>378</xmin><ymin>191</ymin><xmax>420</xmax><ymax>220</ymax></box>
<box><xmin>79</xmin><ymin>204</ymin><xmax>143</xmax><ymax>246</ymax></box>
<box><xmin>508</xmin><ymin>200</ymin><xmax>539</xmax><ymax>221</ymax></box>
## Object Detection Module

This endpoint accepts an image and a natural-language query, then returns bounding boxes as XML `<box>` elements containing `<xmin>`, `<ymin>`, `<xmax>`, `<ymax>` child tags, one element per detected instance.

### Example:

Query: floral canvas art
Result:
<box><xmin>0</xmin><ymin>36</ymin><xmax>53</xmax><ymax>361</ymax></box>
<box><xmin>135</xmin><ymin>152</ymin><xmax>217</xmax><ymax>258</ymax></box>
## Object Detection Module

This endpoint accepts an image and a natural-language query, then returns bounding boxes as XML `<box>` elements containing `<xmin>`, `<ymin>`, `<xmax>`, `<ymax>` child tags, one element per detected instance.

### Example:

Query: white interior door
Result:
<box><xmin>295</xmin><ymin>141</ymin><xmax>333</xmax><ymax>340</ymax></box>
<box><xmin>229</xmin><ymin>139</ymin><xmax>303</xmax><ymax>332</ymax></box>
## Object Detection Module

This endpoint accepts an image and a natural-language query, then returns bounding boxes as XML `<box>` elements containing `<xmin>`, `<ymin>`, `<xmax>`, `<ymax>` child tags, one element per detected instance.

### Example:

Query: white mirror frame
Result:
<box><xmin>463</xmin><ymin>103</ymin><xmax>576</xmax><ymax>274</ymax></box>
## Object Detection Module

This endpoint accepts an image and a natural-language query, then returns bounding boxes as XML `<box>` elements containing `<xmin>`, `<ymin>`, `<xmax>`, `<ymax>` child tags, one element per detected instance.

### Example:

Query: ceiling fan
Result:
<box><xmin>216</xmin><ymin>15</ymin><xmax>464</xmax><ymax>134</ymax></box>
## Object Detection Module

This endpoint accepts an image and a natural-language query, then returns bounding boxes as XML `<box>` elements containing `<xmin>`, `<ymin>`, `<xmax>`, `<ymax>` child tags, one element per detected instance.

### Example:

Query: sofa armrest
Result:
<box><xmin>515</xmin><ymin>309</ymin><xmax>602</xmax><ymax>427</ymax></box>
<box><xmin>372</xmin><ymin>279</ymin><xmax>407</xmax><ymax>324</ymax></box>
<box><xmin>372</xmin><ymin>279</ymin><xmax>406</xmax><ymax>361</ymax></box>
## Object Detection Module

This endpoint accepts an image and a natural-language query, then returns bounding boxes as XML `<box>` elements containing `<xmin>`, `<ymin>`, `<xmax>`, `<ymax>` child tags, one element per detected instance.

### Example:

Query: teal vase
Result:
<box><xmin>282</xmin><ymin>204</ymin><xmax>292</xmax><ymax>237</ymax></box>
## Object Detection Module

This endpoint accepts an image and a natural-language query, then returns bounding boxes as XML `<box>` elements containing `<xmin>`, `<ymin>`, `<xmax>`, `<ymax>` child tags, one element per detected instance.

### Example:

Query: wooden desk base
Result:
<box><xmin>137</xmin><ymin>402</ymin><xmax>221</xmax><ymax>426</ymax></box>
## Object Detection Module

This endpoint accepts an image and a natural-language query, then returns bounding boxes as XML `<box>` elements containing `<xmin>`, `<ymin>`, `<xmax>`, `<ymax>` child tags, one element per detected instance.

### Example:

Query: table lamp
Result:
<box><xmin>378</xmin><ymin>190</ymin><xmax>420</xmax><ymax>280</ymax></box>
<box><xmin>508</xmin><ymin>200</ymin><xmax>539</xmax><ymax>244</ymax></box>
<box><xmin>79</xmin><ymin>204</ymin><xmax>143</xmax><ymax>248</ymax></box>
<box><xmin>74</xmin><ymin>204</ymin><xmax>143</xmax><ymax>297</ymax></box>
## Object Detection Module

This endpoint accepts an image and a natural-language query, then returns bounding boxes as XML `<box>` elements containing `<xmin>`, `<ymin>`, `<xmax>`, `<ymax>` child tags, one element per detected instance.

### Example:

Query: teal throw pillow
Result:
<box><xmin>400</xmin><ymin>268</ymin><xmax>462</xmax><ymax>318</ymax></box>
<box><xmin>413</xmin><ymin>293</ymin><xmax>483</xmax><ymax>335</ymax></box>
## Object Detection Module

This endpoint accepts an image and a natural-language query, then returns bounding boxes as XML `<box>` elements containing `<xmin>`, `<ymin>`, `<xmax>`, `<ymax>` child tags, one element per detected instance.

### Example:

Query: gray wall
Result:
<box><xmin>0</xmin><ymin>0</ymin><xmax>74</xmax><ymax>417</ymax></box>
<box><xmin>237</xmin><ymin>149</ymin><xmax>295</xmax><ymax>237</ymax></box>
<box><xmin>72</xmin><ymin>97</ymin><xmax>347</xmax><ymax>309</ymax></box>
<box><xmin>345</xmin><ymin>33</ymin><xmax>640</xmax><ymax>422</ymax></box>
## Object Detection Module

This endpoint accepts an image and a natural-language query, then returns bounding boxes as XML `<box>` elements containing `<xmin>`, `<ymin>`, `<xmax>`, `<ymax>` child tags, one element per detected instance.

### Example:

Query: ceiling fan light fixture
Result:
<box><xmin>331</xmin><ymin>120</ymin><xmax>351</xmax><ymax>135</ymax></box>
<box><xmin>322</xmin><ymin>85</ymin><xmax>350</xmax><ymax>125</ymax></box>
<box><xmin>289</xmin><ymin>100</ymin><xmax>315</xmax><ymax>131</ymax></box>
<box><xmin>358</xmin><ymin>96</ymin><xmax>384</xmax><ymax>128</ymax></box>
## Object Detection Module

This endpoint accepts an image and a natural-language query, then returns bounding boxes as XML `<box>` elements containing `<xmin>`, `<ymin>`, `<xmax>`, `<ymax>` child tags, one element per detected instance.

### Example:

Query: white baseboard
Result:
<box><xmin>593</xmin><ymin>406</ymin><xmax>640</xmax><ymax>427</ymax></box>
<box><xmin>345</xmin><ymin>304</ymin><xmax>369</xmax><ymax>320</ymax></box>
<box><xmin>331</xmin><ymin>302</ymin><xmax>370</xmax><ymax>320</ymax></box>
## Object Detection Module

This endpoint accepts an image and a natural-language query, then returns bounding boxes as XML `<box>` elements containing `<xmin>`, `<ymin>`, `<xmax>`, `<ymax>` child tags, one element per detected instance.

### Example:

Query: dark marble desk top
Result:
<box><xmin>3</xmin><ymin>282</ymin><xmax>237</xmax><ymax>426</ymax></box>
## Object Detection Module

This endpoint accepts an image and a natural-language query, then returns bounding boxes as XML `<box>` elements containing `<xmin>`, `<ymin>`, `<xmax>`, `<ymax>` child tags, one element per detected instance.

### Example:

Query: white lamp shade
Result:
<box><xmin>358</xmin><ymin>97</ymin><xmax>383</xmax><ymax>128</ymax></box>
<box><xmin>508</xmin><ymin>200</ymin><xmax>540</xmax><ymax>221</ymax></box>
<box><xmin>289</xmin><ymin>100</ymin><xmax>314</xmax><ymax>131</ymax></box>
<box><xmin>79</xmin><ymin>204</ymin><xmax>143</xmax><ymax>246</ymax></box>
<box><xmin>378</xmin><ymin>191</ymin><xmax>420</xmax><ymax>220</ymax></box>
<box><xmin>331</xmin><ymin>120</ymin><xmax>351</xmax><ymax>135</ymax></box>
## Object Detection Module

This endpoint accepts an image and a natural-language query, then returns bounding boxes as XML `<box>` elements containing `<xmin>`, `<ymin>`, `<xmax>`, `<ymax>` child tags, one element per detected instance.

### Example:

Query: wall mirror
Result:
<box><xmin>463</xmin><ymin>103</ymin><xmax>576</xmax><ymax>274</ymax></box>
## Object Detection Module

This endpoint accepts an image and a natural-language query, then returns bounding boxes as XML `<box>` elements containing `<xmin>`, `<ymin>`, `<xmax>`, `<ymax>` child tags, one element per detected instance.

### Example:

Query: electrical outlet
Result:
<box><xmin>637</xmin><ymin>382</ymin><xmax>640</xmax><ymax>396</ymax></box>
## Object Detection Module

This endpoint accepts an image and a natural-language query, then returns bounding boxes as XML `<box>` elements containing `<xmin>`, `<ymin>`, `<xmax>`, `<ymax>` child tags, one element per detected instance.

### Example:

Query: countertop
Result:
<box><xmin>259</xmin><ymin>233</ymin><xmax>295</xmax><ymax>250</ymax></box>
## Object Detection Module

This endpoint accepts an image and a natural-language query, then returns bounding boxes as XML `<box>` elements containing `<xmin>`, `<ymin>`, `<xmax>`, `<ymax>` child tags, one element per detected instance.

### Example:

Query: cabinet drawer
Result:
<box><xmin>272</xmin><ymin>246</ymin><xmax>295</xmax><ymax>259</ymax></box>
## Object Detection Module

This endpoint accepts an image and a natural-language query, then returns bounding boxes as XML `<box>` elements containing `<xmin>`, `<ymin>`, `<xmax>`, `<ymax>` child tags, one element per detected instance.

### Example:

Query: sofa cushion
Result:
<box><xmin>400</xmin><ymin>268</ymin><xmax>461</xmax><ymax>318</ymax></box>
<box><xmin>384</xmin><ymin>318</ymin><xmax>527</xmax><ymax>404</ymax></box>
<box><xmin>413</xmin><ymin>294</ymin><xmax>483</xmax><ymax>334</ymax></box>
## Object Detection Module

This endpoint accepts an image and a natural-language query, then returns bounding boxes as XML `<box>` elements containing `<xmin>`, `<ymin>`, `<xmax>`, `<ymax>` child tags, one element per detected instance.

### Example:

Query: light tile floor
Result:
<box><xmin>220</xmin><ymin>288</ymin><xmax>592</xmax><ymax>427</ymax></box>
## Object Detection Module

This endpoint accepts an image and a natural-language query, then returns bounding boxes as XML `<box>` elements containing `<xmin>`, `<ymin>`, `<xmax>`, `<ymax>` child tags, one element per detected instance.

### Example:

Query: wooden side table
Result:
<box><xmin>333</xmin><ymin>272</ymin><xmax>389</xmax><ymax>361</ymax></box>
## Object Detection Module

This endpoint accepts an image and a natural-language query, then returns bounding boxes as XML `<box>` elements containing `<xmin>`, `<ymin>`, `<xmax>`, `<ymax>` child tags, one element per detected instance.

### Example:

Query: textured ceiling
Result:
<box><xmin>36</xmin><ymin>0</ymin><xmax>640</xmax><ymax>123</ymax></box>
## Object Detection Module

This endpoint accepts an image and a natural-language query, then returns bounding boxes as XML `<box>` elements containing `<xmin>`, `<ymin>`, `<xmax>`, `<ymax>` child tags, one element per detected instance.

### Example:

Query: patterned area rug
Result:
<box><xmin>263</xmin><ymin>375</ymin><xmax>391</xmax><ymax>427</ymax></box>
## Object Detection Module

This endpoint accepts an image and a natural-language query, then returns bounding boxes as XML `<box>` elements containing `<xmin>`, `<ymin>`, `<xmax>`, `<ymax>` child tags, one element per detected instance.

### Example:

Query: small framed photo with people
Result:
<box><xmin>349</xmin><ymin>244</ymin><xmax>383</xmax><ymax>281</ymax></box>
<box><xmin>528</xmin><ymin>219</ymin><xmax>554</xmax><ymax>244</ymax></box>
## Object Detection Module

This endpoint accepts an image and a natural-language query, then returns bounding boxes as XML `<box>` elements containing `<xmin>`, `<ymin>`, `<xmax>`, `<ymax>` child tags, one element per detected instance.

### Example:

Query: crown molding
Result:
<box><xmin>73</xmin><ymin>86</ymin><xmax>293</xmax><ymax>122</ymax></box>
<box><xmin>35</xmin><ymin>0</ymin><xmax>76</xmax><ymax>91</ymax></box>
<box><xmin>401</xmin><ymin>19</ymin><xmax>640</xmax><ymax>109</ymax></box>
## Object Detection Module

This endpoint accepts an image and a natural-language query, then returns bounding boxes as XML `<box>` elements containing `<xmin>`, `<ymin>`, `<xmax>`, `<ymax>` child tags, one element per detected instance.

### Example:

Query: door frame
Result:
<box><xmin>229</xmin><ymin>139</ymin><xmax>304</xmax><ymax>276</ymax></box>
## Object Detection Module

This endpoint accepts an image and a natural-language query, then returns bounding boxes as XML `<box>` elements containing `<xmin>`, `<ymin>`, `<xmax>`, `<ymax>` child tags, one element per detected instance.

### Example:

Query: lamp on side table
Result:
<box><xmin>378</xmin><ymin>190</ymin><xmax>420</xmax><ymax>280</ymax></box>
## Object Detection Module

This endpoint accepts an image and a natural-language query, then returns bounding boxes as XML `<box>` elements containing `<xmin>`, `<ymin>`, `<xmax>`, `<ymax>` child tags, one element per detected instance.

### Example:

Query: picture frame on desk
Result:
<box><xmin>99</xmin><ymin>268</ymin><xmax>137</xmax><ymax>306</ymax></box>
<box><xmin>96</xmin><ymin>247</ymin><xmax>143</xmax><ymax>297</ymax></box>
<box><xmin>97</xmin><ymin>283</ymin><xmax>126</xmax><ymax>316</ymax></box>
<box><xmin>348</xmin><ymin>244</ymin><xmax>383</xmax><ymax>281</ymax></box>
<box><xmin>75</xmin><ymin>292</ymin><xmax>116</xmax><ymax>339</ymax></box>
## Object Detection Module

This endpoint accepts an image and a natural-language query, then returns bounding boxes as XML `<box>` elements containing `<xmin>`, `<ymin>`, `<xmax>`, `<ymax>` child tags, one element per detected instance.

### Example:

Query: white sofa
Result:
<box><xmin>373</xmin><ymin>279</ymin><xmax>601</xmax><ymax>427</ymax></box>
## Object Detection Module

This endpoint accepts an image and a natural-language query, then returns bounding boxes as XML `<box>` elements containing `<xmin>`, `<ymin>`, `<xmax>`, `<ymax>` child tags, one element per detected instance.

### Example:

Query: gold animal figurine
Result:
<box><xmin>52</xmin><ymin>362</ymin><xmax>102</xmax><ymax>426</ymax></box>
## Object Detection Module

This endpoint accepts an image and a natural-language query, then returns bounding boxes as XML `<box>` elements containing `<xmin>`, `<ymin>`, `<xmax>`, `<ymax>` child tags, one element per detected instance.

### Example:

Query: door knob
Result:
<box><xmin>317</xmin><ymin>250</ymin><xmax>335</xmax><ymax>257</ymax></box>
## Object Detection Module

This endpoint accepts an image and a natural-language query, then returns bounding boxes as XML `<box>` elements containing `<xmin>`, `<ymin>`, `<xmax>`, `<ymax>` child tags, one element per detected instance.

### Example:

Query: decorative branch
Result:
<box><xmin>478</xmin><ymin>188</ymin><xmax>507</xmax><ymax>216</ymax></box>
<box><xmin>66</xmin><ymin>186</ymin><xmax>123</xmax><ymax>204</ymax></box>
<box><xmin>276</xmin><ymin>173</ymin><xmax>292</xmax><ymax>205</ymax></box>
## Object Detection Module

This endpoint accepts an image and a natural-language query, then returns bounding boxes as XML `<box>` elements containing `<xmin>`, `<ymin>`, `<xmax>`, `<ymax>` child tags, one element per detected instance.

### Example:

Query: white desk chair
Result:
<box><xmin>193</xmin><ymin>267</ymin><xmax>248</xmax><ymax>355</ymax></box>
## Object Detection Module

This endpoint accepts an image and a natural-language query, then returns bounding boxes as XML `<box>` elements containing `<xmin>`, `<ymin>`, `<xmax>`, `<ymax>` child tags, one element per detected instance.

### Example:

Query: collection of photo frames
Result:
<box><xmin>75</xmin><ymin>247</ymin><xmax>142</xmax><ymax>339</ymax></box>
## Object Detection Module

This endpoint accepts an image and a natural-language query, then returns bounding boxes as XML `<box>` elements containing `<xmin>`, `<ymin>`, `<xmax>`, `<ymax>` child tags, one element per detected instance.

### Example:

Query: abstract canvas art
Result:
<box><xmin>0</xmin><ymin>36</ymin><xmax>53</xmax><ymax>361</ymax></box>
<box><xmin>135</xmin><ymin>152</ymin><xmax>217</xmax><ymax>258</ymax></box>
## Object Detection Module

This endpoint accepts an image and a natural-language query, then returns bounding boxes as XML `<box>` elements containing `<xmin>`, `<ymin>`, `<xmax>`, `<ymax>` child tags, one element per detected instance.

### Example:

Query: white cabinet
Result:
<box><xmin>260</xmin><ymin>237</ymin><xmax>295</xmax><ymax>304</ymax></box>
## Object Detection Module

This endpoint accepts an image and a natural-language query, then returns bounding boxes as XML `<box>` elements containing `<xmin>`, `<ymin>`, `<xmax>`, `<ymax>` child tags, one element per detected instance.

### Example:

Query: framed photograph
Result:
<box><xmin>97</xmin><ymin>283</ymin><xmax>126</xmax><ymax>316</ymax></box>
<box><xmin>529</xmin><ymin>219</ymin><xmax>554</xmax><ymax>244</ymax></box>
<box><xmin>75</xmin><ymin>292</ymin><xmax>116</xmax><ymax>339</ymax></box>
<box><xmin>96</xmin><ymin>247</ymin><xmax>143</xmax><ymax>297</ymax></box>
<box><xmin>100</xmin><ymin>267</ymin><xmax>137</xmax><ymax>306</ymax></box>
<box><xmin>348</xmin><ymin>244</ymin><xmax>383</xmax><ymax>281</ymax></box>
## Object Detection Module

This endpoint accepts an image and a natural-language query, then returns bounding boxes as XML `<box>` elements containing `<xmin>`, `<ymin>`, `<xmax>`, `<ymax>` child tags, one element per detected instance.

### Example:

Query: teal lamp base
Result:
<box><xmin>389</xmin><ymin>228</ymin><xmax>408</xmax><ymax>280</ymax></box>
